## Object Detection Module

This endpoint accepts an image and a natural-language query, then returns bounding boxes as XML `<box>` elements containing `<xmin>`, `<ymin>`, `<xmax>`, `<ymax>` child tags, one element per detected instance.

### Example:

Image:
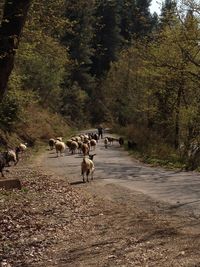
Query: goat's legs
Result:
<box><xmin>86</xmin><ymin>170</ymin><xmax>90</xmax><ymax>182</ymax></box>
<box><xmin>81</xmin><ymin>171</ymin><xmax>85</xmax><ymax>183</ymax></box>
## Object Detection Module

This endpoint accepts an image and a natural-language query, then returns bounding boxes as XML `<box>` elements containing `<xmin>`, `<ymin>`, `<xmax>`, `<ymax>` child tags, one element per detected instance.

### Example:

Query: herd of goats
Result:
<box><xmin>0</xmin><ymin>130</ymin><xmax>137</xmax><ymax>181</ymax></box>
<box><xmin>48</xmin><ymin>132</ymin><xmax>128</xmax><ymax>183</ymax></box>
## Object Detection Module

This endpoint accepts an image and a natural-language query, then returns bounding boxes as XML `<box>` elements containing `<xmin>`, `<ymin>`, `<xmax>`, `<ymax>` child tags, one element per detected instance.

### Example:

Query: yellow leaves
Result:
<box><xmin>26</xmin><ymin>0</ymin><xmax>69</xmax><ymax>37</ymax></box>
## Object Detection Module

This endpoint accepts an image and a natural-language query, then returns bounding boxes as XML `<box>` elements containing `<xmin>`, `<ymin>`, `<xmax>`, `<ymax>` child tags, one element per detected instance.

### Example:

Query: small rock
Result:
<box><xmin>108</xmin><ymin>255</ymin><xmax>117</xmax><ymax>259</ymax></box>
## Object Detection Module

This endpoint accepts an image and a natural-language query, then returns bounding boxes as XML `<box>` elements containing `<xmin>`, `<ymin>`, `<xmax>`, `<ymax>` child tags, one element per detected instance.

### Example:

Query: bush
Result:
<box><xmin>0</xmin><ymin>89</ymin><xmax>36</xmax><ymax>130</ymax></box>
<box><xmin>113</xmin><ymin>123</ymin><xmax>184</xmax><ymax>169</ymax></box>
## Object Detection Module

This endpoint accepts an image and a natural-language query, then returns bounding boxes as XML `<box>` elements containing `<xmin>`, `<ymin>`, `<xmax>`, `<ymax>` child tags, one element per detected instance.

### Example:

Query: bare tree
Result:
<box><xmin>0</xmin><ymin>0</ymin><xmax>31</xmax><ymax>101</ymax></box>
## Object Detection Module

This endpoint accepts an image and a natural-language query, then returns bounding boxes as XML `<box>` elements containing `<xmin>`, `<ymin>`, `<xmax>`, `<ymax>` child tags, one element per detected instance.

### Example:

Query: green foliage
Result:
<box><xmin>15</xmin><ymin>32</ymin><xmax>69</xmax><ymax>108</ymax></box>
<box><xmin>0</xmin><ymin>88</ymin><xmax>37</xmax><ymax>130</ymax></box>
<box><xmin>101</xmin><ymin>5</ymin><xmax>200</xmax><ymax>168</ymax></box>
<box><xmin>62</xmin><ymin>0</ymin><xmax>96</xmax><ymax>95</ymax></box>
<box><xmin>61</xmin><ymin>82</ymin><xmax>89</xmax><ymax>127</ymax></box>
<box><xmin>91</xmin><ymin>0</ymin><xmax>122</xmax><ymax>77</ymax></box>
<box><xmin>0</xmin><ymin>0</ymin><xmax>71</xmax><ymax>138</ymax></box>
<box><xmin>102</xmin><ymin>43</ymin><xmax>149</xmax><ymax>126</ymax></box>
<box><xmin>133</xmin><ymin>0</ymin><xmax>155</xmax><ymax>37</ymax></box>
<box><xmin>27</xmin><ymin>0</ymin><xmax>68</xmax><ymax>38</ymax></box>
<box><xmin>159</xmin><ymin>0</ymin><xmax>177</xmax><ymax>27</ymax></box>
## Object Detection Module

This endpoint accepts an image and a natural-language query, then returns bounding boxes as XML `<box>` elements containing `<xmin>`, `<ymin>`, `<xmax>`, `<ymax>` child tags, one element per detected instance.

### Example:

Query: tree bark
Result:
<box><xmin>0</xmin><ymin>0</ymin><xmax>31</xmax><ymax>102</ymax></box>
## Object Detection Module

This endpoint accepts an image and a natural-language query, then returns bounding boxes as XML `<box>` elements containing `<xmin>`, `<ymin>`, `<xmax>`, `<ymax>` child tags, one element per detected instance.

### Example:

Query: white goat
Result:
<box><xmin>90</xmin><ymin>139</ymin><xmax>97</xmax><ymax>150</ymax></box>
<box><xmin>81</xmin><ymin>156</ymin><xmax>95</xmax><ymax>183</ymax></box>
<box><xmin>55</xmin><ymin>141</ymin><xmax>66</xmax><ymax>156</ymax></box>
<box><xmin>18</xmin><ymin>143</ymin><xmax>27</xmax><ymax>152</ymax></box>
<box><xmin>70</xmin><ymin>141</ymin><xmax>78</xmax><ymax>154</ymax></box>
<box><xmin>81</xmin><ymin>143</ymin><xmax>89</xmax><ymax>156</ymax></box>
<box><xmin>7</xmin><ymin>149</ymin><xmax>18</xmax><ymax>165</ymax></box>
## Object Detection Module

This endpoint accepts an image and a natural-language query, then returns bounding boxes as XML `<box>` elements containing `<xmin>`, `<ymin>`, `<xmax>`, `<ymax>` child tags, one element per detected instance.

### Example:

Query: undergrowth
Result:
<box><xmin>112</xmin><ymin>124</ymin><xmax>186</xmax><ymax>170</ymax></box>
<box><xmin>0</xmin><ymin>102</ymin><xmax>74</xmax><ymax>150</ymax></box>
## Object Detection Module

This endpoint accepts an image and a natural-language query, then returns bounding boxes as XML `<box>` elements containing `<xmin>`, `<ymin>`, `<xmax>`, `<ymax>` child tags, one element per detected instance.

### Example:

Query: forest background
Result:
<box><xmin>0</xmin><ymin>0</ymin><xmax>200</xmax><ymax>170</ymax></box>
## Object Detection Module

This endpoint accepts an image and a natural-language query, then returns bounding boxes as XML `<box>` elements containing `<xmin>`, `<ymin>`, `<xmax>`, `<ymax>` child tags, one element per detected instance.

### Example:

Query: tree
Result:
<box><xmin>159</xmin><ymin>0</ymin><xmax>177</xmax><ymax>27</ymax></box>
<box><xmin>60</xmin><ymin>82</ymin><xmax>89</xmax><ymax>127</ymax></box>
<box><xmin>91</xmin><ymin>0</ymin><xmax>122</xmax><ymax>77</ymax></box>
<box><xmin>10</xmin><ymin>0</ymin><xmax>70</xmax><ymax>112</ymax></box>
<box><xmin>0</xmin><ymin>0</ymin><xmax>31</xmax><ymax>102</ymax></box>
<box><xmin>15</xmin><ymin>33</ymin><xmax>69</xmax><ymax>108</ymax></box>
<box><xmin>132</xmin><ymin>0</ymin><xmax>154</xmax><ymax>37</ymax></box>
<box><xmin>62</xmin><ymin>0</ymin><xmax>96</xmax><ymax>95</ymax></box>
<box><xmin>26</xmin><ymin>0</ymin><xmax>68</xmax><ymax>39</ymax></box>
<box><xmin>120</xmin><ymin>0</ymin><xmax>136</xmax><ymax>43</ymax></box>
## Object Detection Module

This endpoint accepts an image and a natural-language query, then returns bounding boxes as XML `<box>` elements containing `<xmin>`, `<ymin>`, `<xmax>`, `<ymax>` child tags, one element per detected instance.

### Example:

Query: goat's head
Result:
<box><xmin>89</xmin><ymin>154</ymin><xmax>96</xmax><ymax>160</ymax></box>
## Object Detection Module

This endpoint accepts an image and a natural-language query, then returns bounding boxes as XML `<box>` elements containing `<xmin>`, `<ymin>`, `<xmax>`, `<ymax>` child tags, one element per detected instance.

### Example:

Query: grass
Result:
<box><xmin>113</xmin><ymin>124</ymin><xmax>186</xmax><ymax>170</ymax></box>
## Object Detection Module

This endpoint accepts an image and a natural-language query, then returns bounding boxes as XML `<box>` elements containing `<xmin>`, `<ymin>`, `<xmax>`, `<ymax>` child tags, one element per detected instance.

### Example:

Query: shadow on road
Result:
<box><xmin>70</xmin><ymin>181</ymin><xmax>84</xmax><ymax>185</ymax></box>
<box><xmin>170</xmin><ymin>199</ymin><xmax>200</xmax><ymax>209</ymax></box>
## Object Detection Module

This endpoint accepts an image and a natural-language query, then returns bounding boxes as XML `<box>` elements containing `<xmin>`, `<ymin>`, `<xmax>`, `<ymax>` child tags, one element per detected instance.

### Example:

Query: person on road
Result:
<box><xmin>97</xmin><ymin>126</ymin><xmax>103</xmax><ymax>139</ymax></box>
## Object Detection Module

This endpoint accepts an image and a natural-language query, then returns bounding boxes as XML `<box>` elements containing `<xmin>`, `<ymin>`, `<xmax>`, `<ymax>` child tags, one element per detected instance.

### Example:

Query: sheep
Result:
<box><xmin>93</xmin><ymin>133</ymin><xmax>99</xmax><ymax>143</ymax></box>
<box><xmin>83</xmin><ymin>137</ymin><xmax>90</xmax><ymax>144</ymax></box>
<box><xmin>75</xmin><ymin>136</ymin><xmax>81</xmax><ymax>142</ymax></box>
<box><xmin>106</xmin><ymin>137</ymin><xmax>115</xmax><ymax>145</ymax></box>
<box><xmin>7</xmin><ymin>149</ymin><xmax>19</xmax><ymax>166</ymax></box>
<box><xmin>81</xmin><ymin>143</ymin><xmax>89</xmax><ymax>156</ymax></box>
<box><xmin>83</xmin><ymin>136</ymin><xmax>89</xmax><ymax>143</ymax></box>
<box><xmin>55</xmin><ymin>141</ymin><xmax>66</xmax><ymax>156</ymax></box>
<box><xmin>56</xmin><ymin>137</ymin><xmax>63</xmax><ymax>142</ymax></box>
<box><xmin>0</xmin><ymin>153</ymin><xmax>8</xmax><ymax>177</ymax></box>
<box><xmin>81</xmin><ymin>156</ymin><xmax>95</xmax><ymax>182</ymax></box>
<box><xmin>77</xmin><ymin>141</ymin><xmax>83</xmax><ymax>154</ymax></box>
<box><xmin>104</xmin><ymin>138</ymin><xmax>108</xmax><ymax>149</ymax></box>
<box><xmin>0</xmin><ymin>152</ymin><xmax>11</xmax><ymax>177</ymax></box>
<box><xmin>84</xmin><ymin>134</ymin><xmax>89</xmax><ymax>140</ymax></box>
<box><xmin>69</xmin><ymin>141</ymin><xmax>79</xmax><ymax>154</ymax></box>
<box><xmin>66</xmin><ymin>139</ymin><xmax>72</xmax><ymax>150</ymax></box>
<box><xmin>119</xmin><ymin>137</ymin><xmax>124</xmax><ymax>147</ymax></box>
<box><xmin>49</xmin><ymin>138</ymin><xmax>55</xmax><ymax>150</ymax></box>
<box><xmin>18</xmin><ymin>143</ymin><xmax>27</xmax><ymax>152</ymax></box>
<box><xmin>79</xmin><ymin>134</ymin><xmax>85</xmax><ymax>141</ymax></box>
<box><xmin>90</xmin><ymin>139</ymin><xmax>97</xmax><ymax>150</ymax></box>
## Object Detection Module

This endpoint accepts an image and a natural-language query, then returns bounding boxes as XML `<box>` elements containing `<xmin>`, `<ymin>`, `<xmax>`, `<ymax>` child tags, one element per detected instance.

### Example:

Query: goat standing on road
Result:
<box><xmin>81</xmin><ymin>156</ymin><xmax>95</xmax><ymax>183</ymax></box>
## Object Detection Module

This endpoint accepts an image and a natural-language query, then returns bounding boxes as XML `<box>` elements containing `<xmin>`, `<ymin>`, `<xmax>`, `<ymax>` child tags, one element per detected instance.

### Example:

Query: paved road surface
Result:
<box><xmin>40</xmin><ymin>131</ymin><xmax>200</xmax><ymax>217</ymax></box>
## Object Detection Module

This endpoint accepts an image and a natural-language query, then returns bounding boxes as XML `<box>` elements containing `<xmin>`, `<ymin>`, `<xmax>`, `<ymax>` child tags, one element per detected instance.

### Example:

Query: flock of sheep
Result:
<box><xmin>0</xmin><ymin>143</ymin><xmax>27</xmax><ymax>177</ymax></box>
<box><xmin>0</xmin><ymin>130</ymin><xmax>128</xmax><ymax>182</ymax></box>
<box><xmin>48</xmin><ymin>132</ymin><xmax>124</xmax><ymax>183</ymax></box>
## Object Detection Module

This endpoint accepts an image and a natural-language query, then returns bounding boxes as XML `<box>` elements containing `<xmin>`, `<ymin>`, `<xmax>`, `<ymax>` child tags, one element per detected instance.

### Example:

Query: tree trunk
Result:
<box><xmin>174</xmin><ymin>84</ymin><xmax>182</xmax><ymax>149</ymax></box>
<box><xmin>0</xmin><ymin>0</ymin><xmax>31</xmax><ymax>102</ymax></box>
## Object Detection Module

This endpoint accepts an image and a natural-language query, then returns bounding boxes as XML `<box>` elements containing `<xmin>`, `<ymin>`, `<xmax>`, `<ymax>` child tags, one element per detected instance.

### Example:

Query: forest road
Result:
<box><xmin>39</xmin><ymin>130</ymin><xmax>200</xmax><ymax>219</ymax></box>
<box><xmin>33</xmin><ymin>130</ymin><xmax>200</xmax><ymax>266</ymax></box>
